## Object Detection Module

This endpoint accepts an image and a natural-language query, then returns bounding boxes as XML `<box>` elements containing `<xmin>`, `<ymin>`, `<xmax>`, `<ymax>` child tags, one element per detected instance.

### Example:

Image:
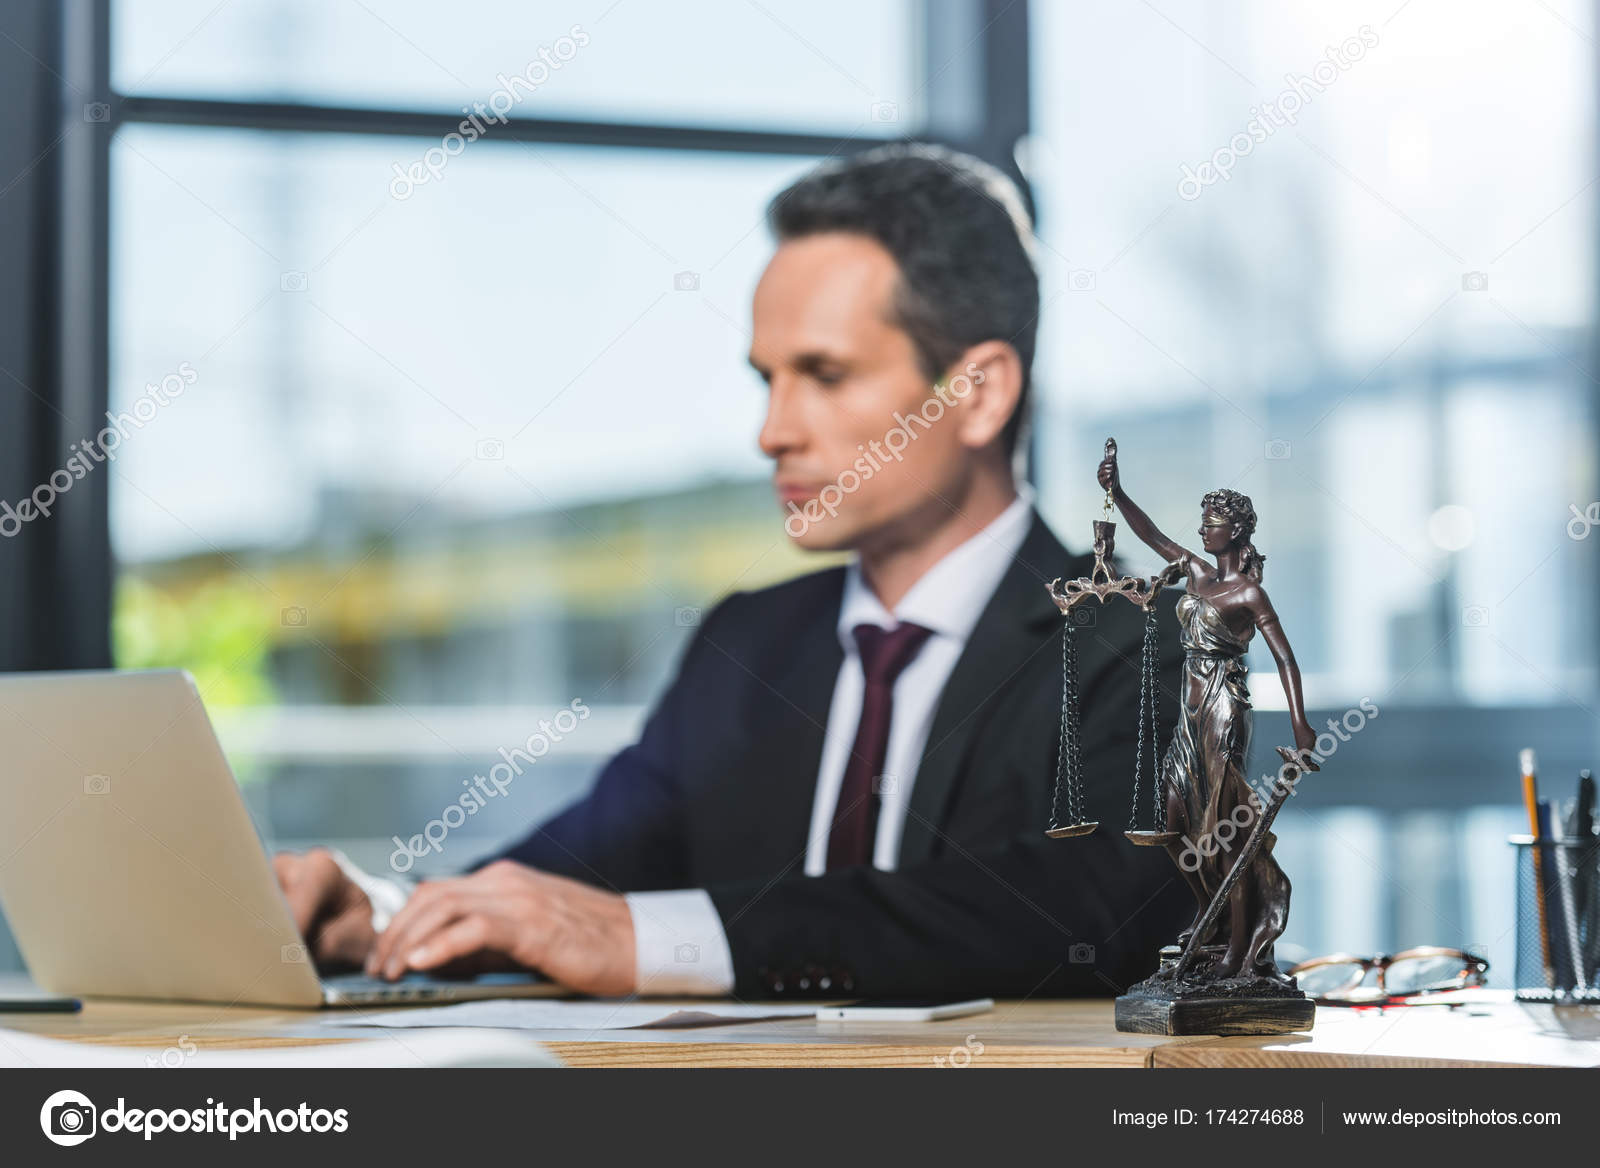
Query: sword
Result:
<box><xmin>1172</xmin><ymin>745</ymin><xmax>1319</xmax><ymax>979</ymax></box>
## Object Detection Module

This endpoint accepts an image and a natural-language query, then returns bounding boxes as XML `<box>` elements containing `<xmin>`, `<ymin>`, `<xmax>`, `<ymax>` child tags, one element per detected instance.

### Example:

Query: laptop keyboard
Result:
<box><xmin>321</xmin><ymin>974</ymin><xmax>463</xmax><ymax>1003</ymax></box>
<box><xmin>320</xmin><ymin>971</ymin><xmax>544</xmax><ymax>1004</ymax></box>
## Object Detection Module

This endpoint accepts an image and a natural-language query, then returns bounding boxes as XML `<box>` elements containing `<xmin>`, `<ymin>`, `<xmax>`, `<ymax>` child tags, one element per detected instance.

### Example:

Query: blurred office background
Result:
<box><xmin>1</xmin><ymin>0</ymin><xmax>1597</xmax><ymax>983</ymax></box>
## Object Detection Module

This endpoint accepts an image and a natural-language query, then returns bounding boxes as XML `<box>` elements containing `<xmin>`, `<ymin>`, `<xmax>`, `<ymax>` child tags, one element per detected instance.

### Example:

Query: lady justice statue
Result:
<box><xmin>1050</xmin><ymin>441</ymin><xmax>1324</xmax><ymax>1034</ymax></box>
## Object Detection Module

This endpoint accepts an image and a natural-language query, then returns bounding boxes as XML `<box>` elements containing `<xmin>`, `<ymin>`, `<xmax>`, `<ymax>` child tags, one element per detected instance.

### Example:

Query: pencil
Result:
<box><xmin>1521</xmin><ymin>749</ymin><xmax>1555</xmax><ymax>988</ymax></box>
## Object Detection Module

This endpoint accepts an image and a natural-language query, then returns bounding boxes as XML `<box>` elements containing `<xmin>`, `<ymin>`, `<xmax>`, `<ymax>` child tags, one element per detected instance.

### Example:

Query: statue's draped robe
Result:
<box><xmin>1160</xmin><ymin>581</ymin><xmax>1291</xmax><ymax>977</ymax></box>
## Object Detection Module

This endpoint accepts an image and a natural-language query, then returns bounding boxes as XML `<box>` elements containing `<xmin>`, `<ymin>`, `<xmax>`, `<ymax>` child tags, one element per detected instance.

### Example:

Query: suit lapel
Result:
<box><xmin>733</xmin><ymin>574</ymin><xmax>845</xmax><ymax>874</ymax></box>
<box><xmin>898</xmin><ymin>514</ymin><xmax>1081</xmax><ymax>866</ymax></box>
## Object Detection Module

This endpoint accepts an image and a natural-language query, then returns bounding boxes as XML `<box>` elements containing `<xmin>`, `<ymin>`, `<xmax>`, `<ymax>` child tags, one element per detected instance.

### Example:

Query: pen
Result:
<box><xmin>1542</xmin><ymin>798</ymin><xmax>1586</xmax><ymax>991</ymax></box>
<box><xmin>1578</xmin><ymin>770</ymin><xmax>1598</xmax><ymax>987</ymax></box>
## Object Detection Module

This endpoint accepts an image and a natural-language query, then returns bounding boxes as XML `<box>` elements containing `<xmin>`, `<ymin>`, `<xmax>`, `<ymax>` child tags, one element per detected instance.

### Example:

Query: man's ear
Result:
<box><xmin>940</xmin><ymin>340</ymin><xmax>1022</xmax><ymax>451</ymax></box>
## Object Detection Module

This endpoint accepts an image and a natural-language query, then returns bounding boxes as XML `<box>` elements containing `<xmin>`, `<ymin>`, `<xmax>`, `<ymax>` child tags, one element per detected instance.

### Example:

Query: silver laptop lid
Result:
<box><xmin>0</xmin><ymin>669</ymin><xmax>323</xmax><ymax>1007</ymax></box>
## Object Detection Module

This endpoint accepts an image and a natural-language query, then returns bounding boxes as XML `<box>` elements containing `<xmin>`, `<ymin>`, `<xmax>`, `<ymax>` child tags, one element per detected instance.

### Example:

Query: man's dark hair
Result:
<box><xmin>767</xmin><ymin>142</ymin><xmax>1040</xmax><ymax>455</ymax></box>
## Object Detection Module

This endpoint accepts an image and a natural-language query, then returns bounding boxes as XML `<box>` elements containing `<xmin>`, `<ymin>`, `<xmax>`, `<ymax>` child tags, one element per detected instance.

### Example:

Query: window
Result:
<box><xmin>1029</xmin><ymin>0</ymin><xmax>1598</xmax><ymax>975</ymax></box>
<box><xmin>99</xmin><ymin>1</ymin><xmax>974</xmax><ymax>887</ymax></box>
<box><xmin>114</xmin><ymin>0</ymin><xmax>921</xmax><ymax>134</ymax></box>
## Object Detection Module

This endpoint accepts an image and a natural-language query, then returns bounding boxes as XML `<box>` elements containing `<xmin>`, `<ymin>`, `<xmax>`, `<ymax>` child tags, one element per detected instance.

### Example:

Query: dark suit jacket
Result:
<box><xmin>494</xmin><ymin>511</ymin><xmax>1190</xmax><ymax>998</ymax></box>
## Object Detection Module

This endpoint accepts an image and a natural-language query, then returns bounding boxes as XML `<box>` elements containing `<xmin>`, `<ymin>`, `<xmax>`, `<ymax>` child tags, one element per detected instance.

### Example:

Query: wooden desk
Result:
<box><xmin>4</xmin><ymin>993</ymin><xmax>1597</xmax><ymax>1068</ymax></box>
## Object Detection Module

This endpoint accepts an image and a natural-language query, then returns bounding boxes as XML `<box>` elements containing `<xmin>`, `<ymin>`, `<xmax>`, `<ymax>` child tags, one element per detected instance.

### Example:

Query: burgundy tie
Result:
<box><xmin>826</xmin><ymin>621</ymin><xmax>935</xmax><ymax>871</ymax></box>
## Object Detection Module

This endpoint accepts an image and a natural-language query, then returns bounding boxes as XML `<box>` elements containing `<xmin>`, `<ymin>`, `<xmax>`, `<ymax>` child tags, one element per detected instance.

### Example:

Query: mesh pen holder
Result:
<box><xmin>1510</xmin><ymin>835</ymin><xmax>1600</xmax><ymax>1003</ymax></box>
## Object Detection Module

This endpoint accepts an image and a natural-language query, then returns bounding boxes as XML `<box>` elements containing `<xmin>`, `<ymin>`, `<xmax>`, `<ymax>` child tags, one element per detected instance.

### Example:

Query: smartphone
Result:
<box><xmin>815</xmin><ymin>997</ymin><xmax>993</xmax><ymax>1022</ymax></box>
<box><xmin>0</xmin><ymin>993</ymin><xmax>81</xmax><ymax>1013</ymax></box>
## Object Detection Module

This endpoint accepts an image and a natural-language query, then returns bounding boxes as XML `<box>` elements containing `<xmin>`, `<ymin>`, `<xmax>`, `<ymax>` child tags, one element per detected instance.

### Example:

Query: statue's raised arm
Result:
<box><xmin>1097</xmin><ymin>438</ymin><xmax>1194</xmax><ymax>569</ymax></box>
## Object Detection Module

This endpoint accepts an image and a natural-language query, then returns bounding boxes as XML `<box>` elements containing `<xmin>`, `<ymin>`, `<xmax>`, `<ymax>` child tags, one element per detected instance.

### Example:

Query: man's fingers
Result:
<box><xmin>366</xmin><ymin>881</ymin><xmax>447</xmax><ymax>974</ymax></box>
<box><xmin>372</xmin><ymin>893</ymin><xmax>466</xmax><ymax>979</ymax></box>
<box><xmin>312</xmin><ymin>896</ymin><xmax>380</xmax><ymax>967</ymax></box>
<box><xmin>402</xmin><ymin>916</ymin><xmax>493</xmax><ymax>973</ymax></box>
<box><xmin>274</xmin><ymin>852</ymin><xmax>337</xmax><ymax>937</ymax></box>
<box><xmin>363</xmin><ymin>876</ymin><xmax>435</xmax><ymax>966</ymax></box>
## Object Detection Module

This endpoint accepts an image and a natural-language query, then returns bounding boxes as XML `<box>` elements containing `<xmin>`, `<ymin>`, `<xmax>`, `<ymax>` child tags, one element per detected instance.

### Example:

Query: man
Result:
<box><xmin>275</xmin><ymin>143</ymin><xmax>1188</xmax><ymax>1000</ymax></box>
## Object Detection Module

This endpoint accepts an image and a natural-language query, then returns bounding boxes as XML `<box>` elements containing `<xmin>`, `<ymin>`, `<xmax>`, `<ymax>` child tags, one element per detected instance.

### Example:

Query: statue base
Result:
<box><xmin>1113</xmin><ymin>946</ymin><xmax>1316</xmax><ymax>1036</ymax></box>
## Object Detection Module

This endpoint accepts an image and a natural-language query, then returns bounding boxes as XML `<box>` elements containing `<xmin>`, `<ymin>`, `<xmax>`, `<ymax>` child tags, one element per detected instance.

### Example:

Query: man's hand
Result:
<box><xmin>366</xmin><ymin>860</ymin><xmax>636</xmax><ymax>996</ymax></box>
<box><xmin>273</xmin><ymin>848</ymin><xmax>378</xmax><ymax>970</ymax></box>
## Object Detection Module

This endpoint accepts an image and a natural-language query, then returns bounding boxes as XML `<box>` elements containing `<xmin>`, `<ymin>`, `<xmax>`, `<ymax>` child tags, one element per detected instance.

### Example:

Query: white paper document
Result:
<box><xmin>326</xmin><ymin>999</ymin><xmax>820</xmax><ymax>1031</ymax></box>
<box><xmin>0</xmin><ymin>1025</ymin><xmax>561</xmax><ymax>1068</ymax></box>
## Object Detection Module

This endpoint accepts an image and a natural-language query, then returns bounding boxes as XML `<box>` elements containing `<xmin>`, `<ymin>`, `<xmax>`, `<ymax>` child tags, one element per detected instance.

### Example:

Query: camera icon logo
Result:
<box><xmin>1068</xmin><ymin>269</ymin><xmax>1097</xmax><ymax>292</ymax></box>
<box><xmin>1264</xmin><ymin>438</ymin><xmax>1292</xmax><ymax>460</ymax></box>
<box><xmin>1461</xmin><ymin>605</ymin><xmax>1489</xmax><ymax>628</ymax></box>
<box><xmin>475</xmin><ymin>438</ymin><xmax>505</xmax><ymax>461</ymax></box>
<box><xmin>1461</xmin><ymin>271</ymin><xmax>1488</xmax><ymax>292</ymax></box>
<box><xmin>280</xmin><ymin>271</ymin><xmax>309</xmax><ymax>292</ymax></box>
<box><xmin>673</xmin><ymin>271</ymin><xmax>700</xmax><ymax>292</ymax></box>
<box><xmin>872</xmin><ymin>773</ymin><xmax>898</xmax><ymax>796</ymax></box>
<box><xmin>281</xmin><ymin>605</ymin><xmax>307</xmax><ymax>627</ymax></box>
<box><xmin>674</xmin><ymin>943</ymin><xmax>700</xmax><ymax>964</ymax></box>
<box><xmin>1068</xmin><ymin>942</ymin><xmax>1096</xmax><ymax>964</ymax></box>
<box><xmin>281</xmin><ymin>943</ymin><xmax>309</xmax><ymax>964</ymax></box>
<box><xmin>83</xmin><ymin>774</ymin><xmax>111</xmax><ymax>796</ymax></box>
<box><xmin>84</xmin><ymin>102</ymin><xmax>111</xmax><ymax>123</ymax></box>
<box><xmin>40</xmin><ymin>1089</ymin><xmax>97</xmax><ymax>1146</ymax></box>
<box><xmin>1070</xmin><ymin>606</ymin><xmax>1097</xmax><ymax>627</ymax></box>
<box><xmin>674</xmin><ymin>606</ymin><xmax>702</xmax><ymax>627</ymax></box>
<box><xmin>869</xmin><ymin>99</ymin><xmax>899</xmax><ymax>122</ymax></box>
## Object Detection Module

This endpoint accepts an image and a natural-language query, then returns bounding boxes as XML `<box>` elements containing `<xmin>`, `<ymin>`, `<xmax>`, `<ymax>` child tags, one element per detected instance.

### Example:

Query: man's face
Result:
<box><xmin>750</xmin><ymin>232</ymin><xmax>974</xmax><ymax>552</ymax></box>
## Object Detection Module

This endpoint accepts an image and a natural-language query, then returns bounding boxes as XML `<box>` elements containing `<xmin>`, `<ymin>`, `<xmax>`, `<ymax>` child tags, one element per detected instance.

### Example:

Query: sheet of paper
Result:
<box><xmin>0</xmin><ymin>1025</ymin><xmax>561</xmax><ymax>1068</ymax></box>
<box><xmin>325</xmin><ymin>999</ymin><xmax>820</xmax><ymax>1031</ymax></box>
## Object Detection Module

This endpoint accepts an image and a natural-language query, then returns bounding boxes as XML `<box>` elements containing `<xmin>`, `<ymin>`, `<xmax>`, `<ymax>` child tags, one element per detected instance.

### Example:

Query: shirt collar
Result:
<box><xmin>837</xmin><ymin>487</ymin><xmax>1036</xmax><ymax>650</ymax></box>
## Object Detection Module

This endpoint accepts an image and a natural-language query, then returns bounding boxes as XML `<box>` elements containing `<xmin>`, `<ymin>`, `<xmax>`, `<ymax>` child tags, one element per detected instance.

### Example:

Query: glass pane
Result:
<box><xmin>1030</xmin><ymin>0</ymin><xmax>1596</xmax><ymax>710</ymax></box>
<box><xmin>109</xmin><ymin>126</ymin><xmax>821</xmax><ymax>870</ymax></box>
<box><xmin>113</xmin><ymin>0</ymin><xmax>922</xmax><ymax>136</ymax></box>
<box><xmin>1030</xmin><ymin>1</ymin><xmax>1594</xmax><ymax>983</ymax></box>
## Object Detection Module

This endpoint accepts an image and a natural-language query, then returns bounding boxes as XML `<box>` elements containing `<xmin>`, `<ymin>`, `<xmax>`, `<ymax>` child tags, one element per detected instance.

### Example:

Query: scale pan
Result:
<box><xmin>1045</xmin><ymin>821</ymin><xmax>1098</xmax><ymax>839</ymax></box>
<box><xmin>1124</xmin><ymin>830</ymin><xmax>1181</xmax><ymax>847</ymax></box>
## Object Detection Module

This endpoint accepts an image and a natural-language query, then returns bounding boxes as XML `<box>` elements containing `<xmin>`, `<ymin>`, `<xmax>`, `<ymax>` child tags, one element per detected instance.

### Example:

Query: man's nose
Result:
<box><xmin>758</xmin><ymin>378</ymin><xmax>805</xmax><ymax>459</ymax></box>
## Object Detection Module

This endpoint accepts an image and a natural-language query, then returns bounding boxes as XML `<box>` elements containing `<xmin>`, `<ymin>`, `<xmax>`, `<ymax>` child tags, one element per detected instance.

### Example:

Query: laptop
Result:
<box><xmin>0</xmin><ymin>669</ymin><xmax>558</xmax><ymax>1008</ymax></box>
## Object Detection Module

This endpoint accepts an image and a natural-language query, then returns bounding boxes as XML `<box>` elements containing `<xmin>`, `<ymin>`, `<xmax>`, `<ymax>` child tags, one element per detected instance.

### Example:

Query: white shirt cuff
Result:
<box><xmin>327</xmin><ymin>848</ymin><xmax>413</xmax><ymax>933</ymax></box>
<box><xmin>625</xmin><ymin>889</ymin><xmax>736</xmax><ymax>996</ymax></box>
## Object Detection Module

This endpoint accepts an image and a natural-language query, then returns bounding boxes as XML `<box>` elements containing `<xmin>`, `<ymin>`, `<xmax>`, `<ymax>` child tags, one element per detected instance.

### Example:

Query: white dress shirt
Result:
<box><xmin>341</xmin><ymin>491</ymin><xmax>1036</xmax><ymax>997</ymax></box>
<box><xmin>630</xmin><ymin>489</ymin><xmax>1035</xmax><ymax>994</ymax></box>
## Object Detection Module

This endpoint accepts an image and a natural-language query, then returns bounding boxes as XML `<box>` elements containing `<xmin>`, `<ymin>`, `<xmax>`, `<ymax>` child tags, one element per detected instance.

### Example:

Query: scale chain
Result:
<box><xmin>1125</xmin><ymin>605</ymin><xmax>1165</xmax><ymax>833</ymax></box>
<box><xmin>1145</xmin><ymin>607</ymin><xmax>1164</xmax><ymax>833</ymax></box>
<box><xmin>1063</xmin><ymin>621</ymin><xmax>1084</xmax><ymax>825</ymax></box>
<box><xmin>1048</xmin><ymin>621</ymin><xmax>1074</xmax><ymax>831</ymax></box>
<box><xmin>1128</xmin><ymin>609</ymin><xmax>1148</xmax><ymax>831</ymax></box>
<box><xmin>1127</xmin><ymin>652</ymin><xmax>1145</xmax><ymax>833</ymax></box>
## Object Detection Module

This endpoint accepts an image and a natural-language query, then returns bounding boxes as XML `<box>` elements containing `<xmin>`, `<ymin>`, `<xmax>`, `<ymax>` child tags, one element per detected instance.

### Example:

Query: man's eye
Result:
<box><xmin>812</xmin><ymin>369</ymin><xmax>845</xmax><ymax>386</ymax></box>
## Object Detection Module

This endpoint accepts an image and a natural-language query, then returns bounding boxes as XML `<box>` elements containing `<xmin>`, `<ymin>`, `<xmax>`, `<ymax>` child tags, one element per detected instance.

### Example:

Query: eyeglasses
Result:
<box><xmin>1288</xmin><ymin>947</ymin><xmax>1489</xmax><ymax>1004</ymax></box>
